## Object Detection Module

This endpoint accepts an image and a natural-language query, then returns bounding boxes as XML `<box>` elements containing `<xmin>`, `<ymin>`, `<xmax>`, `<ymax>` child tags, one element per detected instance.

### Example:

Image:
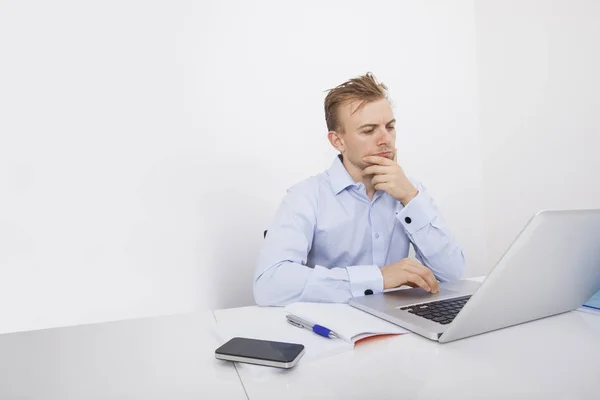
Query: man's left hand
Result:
<box><xmin>362</xmin><ymin>155</ymin><xmax>418</xmax><ymax>205</ymax></box>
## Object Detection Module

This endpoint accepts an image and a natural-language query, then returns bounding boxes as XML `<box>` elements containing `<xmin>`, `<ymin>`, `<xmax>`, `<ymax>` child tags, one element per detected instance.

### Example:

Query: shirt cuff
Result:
<box><xmin>346</xmin><ymin>264</ymin><xmax>384</xmax><ymax>297</ymax></box>
<box><xmin>396</xmin><ymin>190</ymin><xmax>438</xmax><ymax>235</ymax></box>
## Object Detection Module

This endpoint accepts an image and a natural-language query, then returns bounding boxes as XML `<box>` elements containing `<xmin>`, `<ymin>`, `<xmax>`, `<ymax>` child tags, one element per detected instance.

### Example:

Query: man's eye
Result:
<box><xmin>364</xmin><ymin>130</ymin><xmax>374</xmax><ymax>134</ymax></box>
<box><xmin>387</xmin><ymin>126</ymin><xmax>395</xmax><ymax>131</ymax></box>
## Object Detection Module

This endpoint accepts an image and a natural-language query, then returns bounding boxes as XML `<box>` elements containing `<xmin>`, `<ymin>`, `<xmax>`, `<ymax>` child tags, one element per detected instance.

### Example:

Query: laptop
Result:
<box><xmin>349</xmin><ymin>209</ymin><xmax>600</xmax><ymax>343</ymax></box>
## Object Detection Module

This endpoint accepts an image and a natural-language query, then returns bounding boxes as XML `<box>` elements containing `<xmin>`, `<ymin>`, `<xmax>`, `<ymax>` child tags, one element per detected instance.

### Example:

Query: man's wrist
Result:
<box><xmin>398</xmin><ymin>189</ymin><xmax>419</xmax><ymax>206</ymax></box>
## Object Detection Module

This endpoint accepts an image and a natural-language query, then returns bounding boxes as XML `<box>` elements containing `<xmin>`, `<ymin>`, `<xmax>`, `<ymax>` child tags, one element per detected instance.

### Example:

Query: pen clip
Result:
<box><xmin>286</xmin><ymin>317</ymin><xmax>305</xmax><ymax>329</ymax></box>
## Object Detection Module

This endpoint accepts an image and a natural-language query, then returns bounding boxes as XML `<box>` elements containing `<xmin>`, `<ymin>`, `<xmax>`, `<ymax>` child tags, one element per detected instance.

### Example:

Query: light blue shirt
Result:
<box><xmin>253</xmin><ymin>156</ymin><xmax>465</xmax><ymax>306</ymax></box>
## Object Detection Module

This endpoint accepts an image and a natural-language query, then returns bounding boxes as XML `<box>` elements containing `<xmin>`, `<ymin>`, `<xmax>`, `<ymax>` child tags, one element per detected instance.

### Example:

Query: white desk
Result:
<box><xmin>3</xmin><ymin>294</ymin><xmax>598</xmax><ymax>400</ymax></box>
<box><xmin>0</xmin><ymin>311</ymin><xmax>247</xmax><ymax>400</ymax></box>
<box><xmin>215</xmin><ymin>303</ymin><xmax>600</xmax><ymax>399</ymax></box>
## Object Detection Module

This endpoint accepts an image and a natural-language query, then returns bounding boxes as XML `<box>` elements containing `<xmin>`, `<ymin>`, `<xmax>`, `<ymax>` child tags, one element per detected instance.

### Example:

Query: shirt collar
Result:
<box><xmin>327</xmin><ymin>155</ymin><xmax>359</xmax><ymax>195</ymax></box>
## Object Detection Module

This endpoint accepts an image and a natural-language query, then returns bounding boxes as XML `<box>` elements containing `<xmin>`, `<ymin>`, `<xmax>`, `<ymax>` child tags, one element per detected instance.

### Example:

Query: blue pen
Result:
<box><xmin>286</xmin><ymin>314</ymin><xmax>339</xmax><ymax>339</ymax></box>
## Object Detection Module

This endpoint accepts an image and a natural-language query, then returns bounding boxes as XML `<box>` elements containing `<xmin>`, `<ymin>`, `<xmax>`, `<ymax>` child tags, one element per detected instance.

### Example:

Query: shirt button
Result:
<box><xmin>374</xmin><ymin>233</ymin><xmax>380</xmax><ymax>239</ymax></box>
<box><xmin>364</xmin><ymin>289</ymin><xmax>373</xmax><ymax>295</ymax></box>
<box><xmin>405</xmin><ymin>217</ymin><xmax>412</xmax><ymax>224</ymax></box>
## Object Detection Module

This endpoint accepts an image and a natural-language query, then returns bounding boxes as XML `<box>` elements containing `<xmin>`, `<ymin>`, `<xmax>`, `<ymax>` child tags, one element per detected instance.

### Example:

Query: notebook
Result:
<box><xmin>284</xmin><ymin>302</ymin><xmax>409</xmax><ymax>344</ymax></box>
<box><xmin>214</xmin><ymin>302</ymin><xmax>409</xmax><ymax>375</ymax></box>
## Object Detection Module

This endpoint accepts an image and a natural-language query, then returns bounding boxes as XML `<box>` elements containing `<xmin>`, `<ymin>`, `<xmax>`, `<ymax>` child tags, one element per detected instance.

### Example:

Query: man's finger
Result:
<box><xmin>420</xmin><ymin>271</ymin><xmax>439</xmax><ymax>294</ymax></box>
<box><xmin>410</xmin><ymin>271</ymin><xmax>438</xmax><ymax>294</ymax></box>
<box><xmin>363</xmin><ymin>155</ymin><xmax>394</xmax><ymax>166</ymax></box>
<box><xmin>371</xmin><ymin>174</ymin><xmax>390</xmax><ymax>185</ymax></box>
<box><xmin>406</xmin><ymin>273</ymin><xmax>431</xmax><ymax>292</ymax></box>
<box><xmin>362</xmin><ymin>165</ymin><xmax>390</xmax><ymax>176</ymax></box>
<box><xmin>373</xmin><ymin>182</ymin><xmax>391</xmax><ymax>192</ymax></box>
<box><xmin>410</xmin><ymin>264</ymin><xmax>439</xmax><ymax>293</ymax></box>
<box><xmin>403</xmin><ymin>261</ymin><xmax>439</xmax><ymax>293</ymax></box>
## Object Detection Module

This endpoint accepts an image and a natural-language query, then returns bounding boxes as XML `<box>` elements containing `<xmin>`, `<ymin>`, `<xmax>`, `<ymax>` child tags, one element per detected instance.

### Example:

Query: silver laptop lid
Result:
<box><xmin>440</xmin><ymin>209</ymin><xmax>600</xmax><ymax>342</ymax></box>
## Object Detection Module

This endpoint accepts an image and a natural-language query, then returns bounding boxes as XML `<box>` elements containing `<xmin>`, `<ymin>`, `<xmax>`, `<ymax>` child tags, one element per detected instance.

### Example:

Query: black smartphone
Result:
<box><xmin>215</xmin><ymin>337</ymin><xmax>305</xmax><ymax>369</ymax></box>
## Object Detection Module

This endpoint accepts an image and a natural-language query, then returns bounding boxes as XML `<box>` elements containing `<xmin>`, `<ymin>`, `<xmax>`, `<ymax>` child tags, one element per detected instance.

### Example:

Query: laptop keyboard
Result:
<box><xmin>400</xmin><ymin>295</ymin><xmax>471</xmax><ymax>325</ymax></box>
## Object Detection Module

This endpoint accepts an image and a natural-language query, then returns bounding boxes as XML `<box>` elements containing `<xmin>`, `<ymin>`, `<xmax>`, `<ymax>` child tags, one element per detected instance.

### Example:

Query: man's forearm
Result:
<box><xmin>253</xmin><ymin>261</ymin><xmax>383</xmax><ymax>306</ymax></box>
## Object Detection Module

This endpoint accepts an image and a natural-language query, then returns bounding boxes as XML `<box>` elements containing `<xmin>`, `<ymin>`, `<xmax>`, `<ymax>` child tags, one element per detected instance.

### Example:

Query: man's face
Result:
<box><xmin>334</xmin><ymin>98</ymin><xmax>396</xmax><ymax>170</ymax></box>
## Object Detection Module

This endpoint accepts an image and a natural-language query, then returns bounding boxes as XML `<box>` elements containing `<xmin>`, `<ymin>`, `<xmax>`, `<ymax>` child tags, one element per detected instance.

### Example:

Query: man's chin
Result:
<box><xmin>346</xmin><ymin>158</ymin><xmax>369</xmax><ymax>170</ymax></box>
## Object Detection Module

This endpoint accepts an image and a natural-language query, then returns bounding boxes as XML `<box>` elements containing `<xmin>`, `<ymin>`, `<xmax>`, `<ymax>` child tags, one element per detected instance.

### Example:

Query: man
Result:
<box><xmin>253</xmin><ymin>73</ymin><xmax>465</xmax><ymax>306</ymax></box>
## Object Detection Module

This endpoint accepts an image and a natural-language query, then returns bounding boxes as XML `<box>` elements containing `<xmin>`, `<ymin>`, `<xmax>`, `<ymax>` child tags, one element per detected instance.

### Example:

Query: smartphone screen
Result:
<box><xmin>215</xmin><ymin>337</ymin><xmax>305</xmax><ymax>363</ymax></box>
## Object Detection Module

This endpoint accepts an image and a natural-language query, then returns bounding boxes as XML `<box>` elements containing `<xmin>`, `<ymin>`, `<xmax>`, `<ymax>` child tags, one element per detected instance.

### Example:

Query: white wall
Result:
<box><xmin>3</xmin><ymin>0</ymin><xmax>598</xmax><ymax>335</ymax></box>
<box><xmin>0</xmin><ymin>1</ymin><xmax>204</xmax><ymax>333</ymax></box>
<box><xmin>475</xmin><ymin>0</ymin><xmax>600</xmax><ymax>266</ymax></box>
<box><xmin>1</xmin><ymin>0</ymin><xmax>489</xmax><ymax>333</ymax></box>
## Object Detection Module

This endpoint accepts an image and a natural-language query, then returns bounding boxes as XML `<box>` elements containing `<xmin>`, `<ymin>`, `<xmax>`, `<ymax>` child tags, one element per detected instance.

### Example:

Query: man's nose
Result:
<box><xmin>376</xmin><ymin>127</ymin><xmax>393</xmax><ymax>145</ymax></box>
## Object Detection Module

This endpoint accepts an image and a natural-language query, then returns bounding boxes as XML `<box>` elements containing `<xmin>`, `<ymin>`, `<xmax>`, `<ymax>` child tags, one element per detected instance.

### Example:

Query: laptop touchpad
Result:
<box><xmin>387</xmin><ymin>287</ymin><xmax>459</xmax><ymax>308</ymax></box>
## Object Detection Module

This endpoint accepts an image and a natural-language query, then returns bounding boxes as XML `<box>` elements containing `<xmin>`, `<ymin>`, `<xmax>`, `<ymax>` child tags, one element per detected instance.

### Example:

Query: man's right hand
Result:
<box><xmin>380</xmin><ymin>258</ymin><xmax>440</xmax><ymax>293</ymax></box>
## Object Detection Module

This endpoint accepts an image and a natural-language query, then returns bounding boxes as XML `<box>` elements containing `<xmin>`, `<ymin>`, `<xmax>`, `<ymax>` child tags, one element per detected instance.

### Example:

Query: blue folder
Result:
<box><xmin>582</xmin><ymin>289</ymin><xmax>600</xmax><ymax>311</ymax></box>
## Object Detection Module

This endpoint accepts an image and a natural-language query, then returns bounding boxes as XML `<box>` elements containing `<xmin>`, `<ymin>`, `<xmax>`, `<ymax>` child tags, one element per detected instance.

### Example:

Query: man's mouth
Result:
<box><xmin>374</xmin><ymin>151</ymin><xmax>393</xmax><ymax>158</ymax></box>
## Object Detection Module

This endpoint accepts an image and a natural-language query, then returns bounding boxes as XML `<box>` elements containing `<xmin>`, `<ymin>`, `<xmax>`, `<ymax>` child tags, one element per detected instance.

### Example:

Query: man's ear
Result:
<box><xmin>328</xmin><ymin>130</ymin><xmax>345</xmax><ymax>153</ymax></box>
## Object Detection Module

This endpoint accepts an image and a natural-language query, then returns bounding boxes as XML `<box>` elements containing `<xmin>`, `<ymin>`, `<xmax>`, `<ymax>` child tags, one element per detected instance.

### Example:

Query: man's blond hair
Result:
<box><xmin>324</xmin><ymin>72</ymin><xmax>388</xmax><ymax>132</ymax></box>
